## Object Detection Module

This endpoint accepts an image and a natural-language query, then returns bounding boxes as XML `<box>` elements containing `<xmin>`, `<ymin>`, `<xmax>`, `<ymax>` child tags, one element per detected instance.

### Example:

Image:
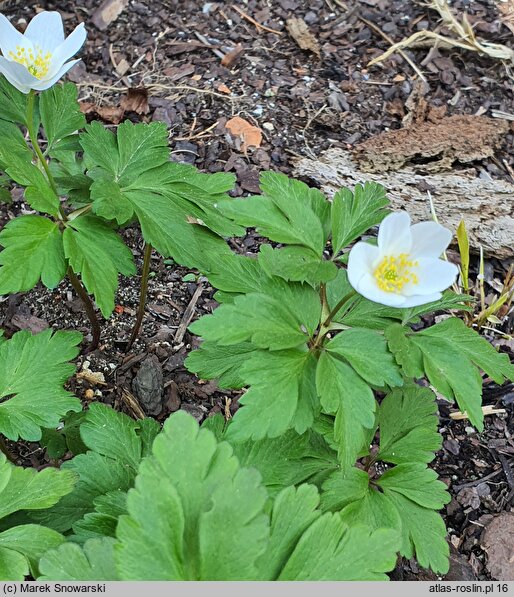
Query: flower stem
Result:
<box><xmin>323</xmin><ymin>290</ymin><xmax>357</xmax><ymax>328</ymax></box>
<box><xmin>26</xmin><ymin>90</ymin><xmax>61</xmax><ymax>201</ymax></box>
<box><xmin>67</xmin><ymin>267</ymin><xmax>101</xmax><ymax>353</ymax></box>
<box><xmin>127</xmin><ymin>242</ymin><xmax>153</xmax><ymax>351</ymax></box>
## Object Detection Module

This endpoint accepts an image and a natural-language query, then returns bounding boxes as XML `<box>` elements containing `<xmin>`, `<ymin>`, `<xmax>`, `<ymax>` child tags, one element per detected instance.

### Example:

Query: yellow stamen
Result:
<box><xmin>8</xmin><ymin>44</ymin><xmax>52</xmax><ymax>79</ymax></box>
<box><xmin>374</xmin><ymin>253</ymin><xmax>419</xmax><ymax>293</ymax></box>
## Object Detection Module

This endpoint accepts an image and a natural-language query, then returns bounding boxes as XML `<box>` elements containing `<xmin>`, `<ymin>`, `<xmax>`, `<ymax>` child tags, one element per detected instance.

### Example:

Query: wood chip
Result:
<box><xmin>91</xmin><ymin>0</ymin><xmax>129</xmax><ymax>31</ymax></box>
<box><xmin>225</xmin><ymin>116</ymin><xmax>262</xmax><ymax>151</ymax></box>
<box><xmin>221</xmin><ymin>43</ymin><xmax>245</xmax><ymax>67</ymax></box>
<box><xmin>286</xmin><ymin>18</ymin><xmax>321</xmax><ymax>57</ymax></box>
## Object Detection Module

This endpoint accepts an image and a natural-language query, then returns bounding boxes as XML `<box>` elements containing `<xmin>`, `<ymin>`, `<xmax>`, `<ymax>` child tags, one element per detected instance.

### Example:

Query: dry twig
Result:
<box><xmin>231</xmin><ymin>5</ymin><xmax>283</xmax><ymax>35</ymax></box>
<box><xmin>368</xmin><ymin>0</ymin><xmax>514</xmax><ymax>70</ymax></box>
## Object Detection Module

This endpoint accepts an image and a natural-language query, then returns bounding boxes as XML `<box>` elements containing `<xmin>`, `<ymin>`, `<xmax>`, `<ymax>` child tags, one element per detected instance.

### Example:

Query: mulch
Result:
<box><xmin>1</xmin><ymin>0</ymin><xmax>514</xmax><ymax>581</ymax></box>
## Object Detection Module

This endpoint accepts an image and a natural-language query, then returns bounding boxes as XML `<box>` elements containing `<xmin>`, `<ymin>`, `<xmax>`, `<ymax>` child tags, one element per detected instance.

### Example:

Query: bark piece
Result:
<box><xmin>92</xmin><ymin>0</ymin><xmax>129</xmax><ymax>31</ymax></box>
<box><xmin>482</xmin><ymin>512</ymin><xmax>514</xmax><ymax>580</ymax></box>
<box><xmin>286</xmin><ymin>18</ymin><xmax>320</xmax><ymax>56</ymax></box>
<box><xmin>352</xmin><ymin>115</ymin><xmax>508</xmax><ymax>173</ymax></box>
<box><xmin>293</xmin><ymin>148</ymin><xmax>514</xmax><ymax>258</ymax></box>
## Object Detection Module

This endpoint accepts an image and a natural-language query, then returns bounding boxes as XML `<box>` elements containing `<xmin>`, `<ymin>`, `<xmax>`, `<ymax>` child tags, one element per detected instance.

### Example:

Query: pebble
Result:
<box><xmin>263</xmin><ymin>122</ymin><xmax>274</xmax><ymax>131</ymax></box>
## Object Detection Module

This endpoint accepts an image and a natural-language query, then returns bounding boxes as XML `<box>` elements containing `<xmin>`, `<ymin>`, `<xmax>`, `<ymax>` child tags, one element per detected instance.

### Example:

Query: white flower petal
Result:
<box><xmin>377</xmin><ymin>211</ymin><xmax>412</xmax><ymax>256</ymax></box>
<box><xmin>24</xmin><ymin>11</ymin><xmax>64</xmax><ymax>51</ymax></box>
<box><xmin>409</xmin><ymin>221</ymin><xmax>452</xmax><ymax>259</ymax></box>
<box><xmin>30</xmin><ymin>59</ymin><xmax>80</xmax><ymax>91</ymax></box>
<box><xmin>0</xmin><ymin>55</ymin><xmax>39</xmax><ymax>93</ymax></box>
<box><xmin>47</xmin><ymin>23</ymin><xmax>86</xmax><ymax>77</ymax></box>
<box><xmin>403</xmin><ymin>257</ymin><xmax>458</xmax><ymax>296</ymax></box>
<box><xmin>401</xmin><ymin>292</ymin><xmax>443</xmax><ymax>308</ymax></box>
<box><xmin>0</xmin><ymin>14</ymin><xmax>30</xmax><ymax>57</ymax></box>
<box><xmin>347</xmin><ymin>241</ymin><xmax>379</xmax><ymax>287</ymax></box>
<box><xmin>353</xmin><ymin>274</ymin><xmax>407</xmax><ymax>307</ymax></box>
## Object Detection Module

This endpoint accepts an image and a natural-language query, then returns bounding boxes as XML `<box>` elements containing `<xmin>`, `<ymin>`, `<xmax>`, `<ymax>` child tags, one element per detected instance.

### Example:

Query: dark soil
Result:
<box><xmin>1</xmin><ymin>0</ymin><xmax>514</xmax><ymax>581</ymax></box>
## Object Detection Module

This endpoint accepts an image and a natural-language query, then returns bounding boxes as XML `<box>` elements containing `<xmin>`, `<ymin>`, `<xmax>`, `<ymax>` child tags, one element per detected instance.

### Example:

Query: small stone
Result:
<box><xmin>262</xmin><ymin>122</ymin><xmax>274</xmax><ymax>131</ymax></box>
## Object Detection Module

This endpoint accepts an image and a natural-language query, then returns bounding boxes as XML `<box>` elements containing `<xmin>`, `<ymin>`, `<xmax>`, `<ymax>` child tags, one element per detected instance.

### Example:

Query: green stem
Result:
<box><xmin>27</xmin><ymin>90</ymin><xmax>60</xmax><ymax>198</ymax></box>
<box><xmin>127</xmin><ymin>242</ymin><xmax>153</xmax><ymax>351</ymax></box>
<box><xmin>67</xmin><ymin>267</ymin><xmax>101</xmax><ymax>353</ymax></box>
<box><xmin>323</xmin><ymin>290</ymin><xmax>357</xmax><ymax>328</ymax></box>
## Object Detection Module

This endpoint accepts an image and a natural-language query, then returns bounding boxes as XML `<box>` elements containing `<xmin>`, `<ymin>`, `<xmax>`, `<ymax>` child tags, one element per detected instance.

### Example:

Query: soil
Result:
<box><xmin>1</xmin><ymin>0</ymin><xmax>514</xmax><ymax>582</ymax></box>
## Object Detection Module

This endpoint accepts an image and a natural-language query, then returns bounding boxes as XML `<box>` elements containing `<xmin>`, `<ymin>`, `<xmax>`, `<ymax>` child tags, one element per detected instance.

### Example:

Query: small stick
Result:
<box><xmin>193</xmin><ymin>31</ymin><xmax>226</xmax><ymax>60</ymax></box>
<box><xmin>231</xmin><ymin>5</ymin><xmax>283</xmax><ymax>35</ymax></box>
<box><xmin>359</xmin><ymin>16</ymin><xmax>427</xmax><ymax>82</ymax></box>
<box><xmin>449</xmin><ymin>405</ymin><xmax>507</xmax><ymax>421</ymax></box>
<box><xmin>174</xmin><ymin>283</ymin><xmax>204</xmax><ymax>344</ymax></box>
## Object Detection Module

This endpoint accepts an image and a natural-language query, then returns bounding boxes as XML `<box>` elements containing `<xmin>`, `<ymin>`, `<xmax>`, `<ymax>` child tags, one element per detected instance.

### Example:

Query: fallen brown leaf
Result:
<box><xmin>221</xmin><ymin>43</ymin><xmax>245</xmax><ymax>67</ymax></box>
<box><xmin>286</xmin><ymin>17</ymin><xmax>321</xmax><ymax>57</ymax></box>
<box><xmin>80</xmin><ymin>101</ymin><xmax>125</xmax><ymax>124</ymax></box>
<box><xmin>120</xmin><ymin>87</ymin><xmax>150</xmax><ymax>115</ymax></box>
<box><xmin>498</xmin><ymin>0</ymin><xmax>514</xmax><ymax>35</ymax></box>
<box><xmin>225</xmin><ymin>116</ymin><xmax>262</xmax><ymax>151</ymax></box>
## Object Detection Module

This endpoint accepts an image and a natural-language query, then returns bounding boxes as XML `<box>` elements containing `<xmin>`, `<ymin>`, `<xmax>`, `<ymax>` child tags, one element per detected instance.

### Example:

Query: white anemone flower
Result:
<box><xmin>347</xmin><ymin>211</ymin><xmax>459</xmax><ymax>308</ymax></box>
<box><xmin>0</xmin><ymin>11</ymin><xmax>86</xmax><ymax>93</ymax></box>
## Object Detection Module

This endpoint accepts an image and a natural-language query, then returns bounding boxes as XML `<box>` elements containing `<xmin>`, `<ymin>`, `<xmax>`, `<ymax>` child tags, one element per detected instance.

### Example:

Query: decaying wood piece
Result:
<box><xmin>293</xmin><ymin>148</ymin><xmax>514</xmax><ymax>259</ymax></box>
<box><xmin>353</xmin><ymin>115</ymin><xmax>507</xmax><ymax>173</ymax></box>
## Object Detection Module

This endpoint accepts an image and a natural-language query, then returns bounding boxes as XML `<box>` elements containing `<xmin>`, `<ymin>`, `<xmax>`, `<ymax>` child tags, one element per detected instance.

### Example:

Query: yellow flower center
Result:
<box><xmin>8</xmin><ymin>45</ymin><xmax>52</xmax><ymax>79</ymax></box>
<box><xmin>374</xmin><ymin>253</ymin><xmax>419</xmax><ymax>293</ymax></box>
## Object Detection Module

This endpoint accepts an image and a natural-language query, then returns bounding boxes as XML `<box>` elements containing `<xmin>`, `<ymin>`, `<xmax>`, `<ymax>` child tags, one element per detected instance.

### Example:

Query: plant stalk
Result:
<box><xmin>27</xmin><ymin>90</ymin><xmax>61</xmax><ymax>201</ymax></box>
<box><xmin>323</xmin><ymin>290</ymin><xmax>357</xmax><ymax>328</ymax></box>
<box><xmin>127</xmin><ymin>242</ymin><xmax>153</xmax><ymax>351</ymax></box>
<box><xmin>67</xmin><ymin>267</ymin><xmax>101</xmax><ymax>353</ymax></box>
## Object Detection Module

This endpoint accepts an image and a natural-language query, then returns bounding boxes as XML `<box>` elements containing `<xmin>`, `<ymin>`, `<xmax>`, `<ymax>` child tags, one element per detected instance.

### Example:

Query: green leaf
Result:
<box><xmin>378</xmin><ymin>464</ymin><xmax>450</xmax><ymax>510</ymax></box>
<box><xmin>411</xmin><ymin>334</ymin><xmax>484</xmax><ymax>430</ymax></box>
<box><xmin>0</xmin><ymin>453</ymin><xmax>76</xmax><ymax>519</ymax></box>
<box><xmin>0</xmin><ymin>216</ymin><xmax>66</xmax><ymax>294</ymax></box>
<box><xmin>320</xmin><ymin>467</ymin><xmax>370</xmax><ymax>512</ymax></box>
<box><xmin>185</xmin><ymin>342</ymin><xmax>258</xmax><ymax>389</ymax></box>
<box><xmin>226</xmin><ymin>350</ymin><xmax>319</xmax><ymax>441</ymax></box>
<box><xmin>316</xmin><ymin>350</ymin><xmax>376</xmax><ymax>469</ymax></box>
<box><xmin>190</xmin><ymin>285</ymin><xmax>320</xmax><ymax>350</ymax></box>
<box><xmin>1</xmin><ymin>151</ymin><xmax>60</xmax><ymax>216</ymax></box>
<box><xmin>0</xmin><ymin>120</ymin><xmax>33</xmax><ymax>166</ymax></box>
<box><xmin>384</xmin><ymin>492</ymin><xmax>449</xmax><ymax>574</ymax></box>
<box><xmin>256</xmin><ymin>484</ymin><xmax>321</xmax><ymax>579</ymax></box>
<box><xmin>79</xmin><ymin>403</ymin><xmax>143</xmax><ymax>471</ymax></box>
<box><xmin>378</xmin><ymin>385</ymin><xmax>442</xmax><ymax>464</ymax></box>
<box><xmin>31</xmin><ymin>405</ymin><xmax>147</xmax><ymax>533</ymax></box>
<box><xmin>418</xmin><ymin>317</ymin><xmax>514</xmax><ymax>384</ymax></box>
<box><xmin>338</xmin><ymin>486</ymin><xmax>402</xmax><ymax>530</ymax></box>
<box><xmin>0</xmin><ymin>77</ymin><xmax>29</xmax><ymax>125</ymax></box>
<box><xmin>218</xmin><ymin>172</ymin><xmax>328</xmax><ymax>254</ymax></box>
<box><xmin>81</xmin><ymin>121</ymin><xmax>234</xmax><ymax>270</ymax></box>
<box><xmin>278</xmin><ymin>516</ymin><xmax>399</xmax><ymax>581</ymax></box>
<box><xmin>39</xmin><ymin>538</ymin><xmax>119</xmax><ymax>580</ymax></box>
<box><xmin>63</xmin><ymin>215</ymin><xmax>136</xmax><ymax>317</ymax></box>
<box><xmin>385</xmin><ymin>323</ymin><xmax>424</xmax><ymax>378</ymax></box>
<box><xmin>40</xmin><ymin>83</ymin><xmax>85</xmax><ymax>151</ymax></box>
<box><xmin>0</xmin><ymin>329</ymin><xmax>81</xmax><ymax>441</ymax></box>
<box><xmin>331</xmin><ymin>182</ymin><xmax>389</xmax><ymax>255</ymax></box>
<box><xmin>0</xmin><ymin>525</ymin><xmax>65</xmax><ymax>580</ymax></box>
<box><xmin>325</xmin><ymin>328</ymin><xmax>403</xmax><ymax>388</ymax></box>
<box><xmin>227</xmin><ymin>426</ymin><xmax>338</xmax><ymax>495</ymax></box>
<box><xmin>201</xmin><ymin>253</ymin><xmax>269</xmax><ymax>300</ymax></box>
<box><xmin>72</xmin><ymin>491</ymin><xmax>127</xmax><ymax>543</ymax></box>
<box><xmin>115</xmin><ymin>411</ymin><xmax>269</xmax><ymax>580</ymax></box>
<box><xmin>259</xmin><ymin>244</ymin><xmax>337</xmax><ymax>285</ymax></box>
